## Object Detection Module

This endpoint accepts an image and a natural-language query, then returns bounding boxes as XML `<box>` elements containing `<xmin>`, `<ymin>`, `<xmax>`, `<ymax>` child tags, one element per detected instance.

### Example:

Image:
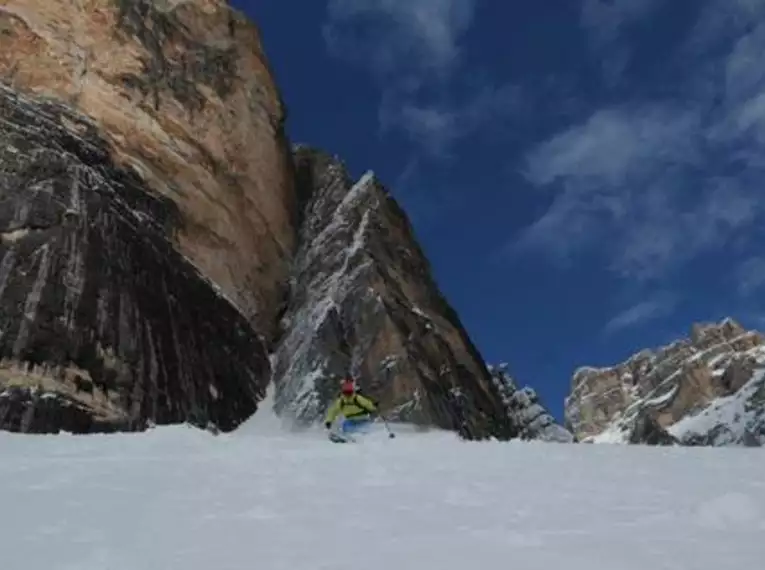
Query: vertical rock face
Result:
<box><xmin>271</xmin><ymin>147</ymin><xmax>516</xmax><ymax>440</ymax></box>
<box><xmin>0</xmin><ymin>83</ymin><xmax>268</xmax><ymax>433</ymax></box>
<box><xmin>0</xmin><ymin>0</ymin><xmax>295</xmax><ymax>337</ymax></box>
<box><xmin>489</xmin><ymin>364</ymin><xmax>573</xmax><ymax>443</ymax></box>
<box><xmin>0</xmin><ymin>1</ymin><xmax>553</xmax><ymax>439</ymax></box>
<box><xmin>565</xmin><ymin>319</ymin><xmax>765</xmax><ymax>446</ymax></box>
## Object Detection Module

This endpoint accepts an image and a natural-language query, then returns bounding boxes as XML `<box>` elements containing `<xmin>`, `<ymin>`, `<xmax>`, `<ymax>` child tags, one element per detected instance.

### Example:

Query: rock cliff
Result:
<box><xmin>0</xmin><ymin>82</ymin><xmax>268</xmax><ymax>433</ymax></box>
<box><xmin>0</xmin><ymin>0</ymin><xmax>295</xmax><ymax>338</ymax></box>
<box><xmin>270</xmin><ymin>147</ymin><xmax>516</xmax><ymax>440</ymax></box>
<box><xmin>0</xmin><ymin>0</ymin><xmax>552</xmax><ymax>440</ymax></box>
<box><xmin>0</xmin><ymin>0</ymin><xmax>290</xmax><ymax>433</ymax></box>
<box><xmin>565</xmin><ymin>318</ymin><xmax>765</xmax><ymax>446</ymax></box>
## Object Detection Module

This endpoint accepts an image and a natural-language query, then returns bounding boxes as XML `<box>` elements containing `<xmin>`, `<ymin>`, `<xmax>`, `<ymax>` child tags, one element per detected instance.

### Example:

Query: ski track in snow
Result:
<box><xmin>1</xmin><ymin>399</ymin><xmax>764</xmax><ymax>569</ymax></box>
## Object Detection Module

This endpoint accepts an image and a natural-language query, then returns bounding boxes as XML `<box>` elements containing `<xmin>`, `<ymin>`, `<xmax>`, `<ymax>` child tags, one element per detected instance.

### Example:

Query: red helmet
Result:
<box><xmin>341</xmin><ymin>379</ymin><xmax>355</xmax><ymax>395</ymax></box>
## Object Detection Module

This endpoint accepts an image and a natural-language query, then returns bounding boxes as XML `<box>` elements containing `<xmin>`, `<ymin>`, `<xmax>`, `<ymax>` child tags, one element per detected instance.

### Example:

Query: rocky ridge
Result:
<box><xmin>270</xmin><ymin>148</ymin><xmax>516</xmax><ymax>440</ymax></box>
<box><xmin>489</xmin><ymin>363</ymin><xmax>573</xmax><ymax>442</ymax></box>
<box><xmin>566</xmin><ymin>319</ymin><xmax>765</xmax><ymax>446</ymax></box>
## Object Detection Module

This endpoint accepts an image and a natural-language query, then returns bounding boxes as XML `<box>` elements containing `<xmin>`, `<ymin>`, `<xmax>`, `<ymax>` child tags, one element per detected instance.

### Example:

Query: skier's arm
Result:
<box><xmin>325</xmin><ymin>398</ymin><xmax>341</xmax><ymax>425</ymax></box>
<box><xmin>356</xmin><ymin>395</ymin><xmax>377</xmax><ymax>414</ymax></box>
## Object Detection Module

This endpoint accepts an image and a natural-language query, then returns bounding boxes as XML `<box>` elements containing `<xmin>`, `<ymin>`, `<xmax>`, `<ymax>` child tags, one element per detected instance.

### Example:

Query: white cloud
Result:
<box><xmin>579</xmin><ymin>0</ymin><xmax>662</xmax><ymax>84</ymax></box>
<box><xmin>737</xmin><ymin>257</ymin><xmax>765</xmax><ymax>296</ymax></box>
<box><xmin>515</xmin><ymin>106</ymin><xmax>703</xmax><ymax>275</ymax></box>
<box><xmin>513</xmin><ymin>3</ymin><xmax>765</xmax><ymax>280</ymax></box>
<box><xmin>324</xmin><ymin>0</ymin><xmax>474</xmax><ymax>80</ymax></box>
<box><xmin>604</xmin><ymin>295</ymin><xmax>677</xmax><ymax>333</ymax></box>
<box><xmin>710</xmin><ymin>15</ymin><xmax>765</xmax><ymax>147</ymax></box>
<box><xmin>525</xmin><ymin>106</ymin><xmax>698</xmax><ymax>187</ymax></box>
<box><xmin>580</xmin><ymin>0</ymin><xmax>661</xmax><ymax>46</ymax></box>
<box><xmin>378</xmin><ymin>83</ymin><xmax>522</xmax><ymax>157</ymax></box>
<box><xmin>681</xmin><ymin>0</ymin><xmax>765</xmax><ymax>57</ymax></box>
<box><xmin>380</xmin><ymin>102</ymin><xmax>459</xmax><ymax>157</ymax></box>
<box><xmin>324</xmin><ymin>0</ymin><xmax>518</xmax><ymax>158</ymax></box>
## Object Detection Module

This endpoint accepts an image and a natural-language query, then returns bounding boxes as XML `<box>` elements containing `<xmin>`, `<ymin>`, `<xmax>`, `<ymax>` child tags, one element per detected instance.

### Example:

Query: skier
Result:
<box><xmin>324</xmin><ymin>378</ymin><xmax>378</xmax><ymax>437</ymax></box>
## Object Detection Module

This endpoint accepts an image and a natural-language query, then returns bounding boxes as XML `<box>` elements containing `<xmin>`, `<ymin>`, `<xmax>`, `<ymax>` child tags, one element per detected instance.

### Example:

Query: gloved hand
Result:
<box><xmin>325</xmin><ymin>421</ymin><xmax>332</xmax><ymax>430</ymax></box>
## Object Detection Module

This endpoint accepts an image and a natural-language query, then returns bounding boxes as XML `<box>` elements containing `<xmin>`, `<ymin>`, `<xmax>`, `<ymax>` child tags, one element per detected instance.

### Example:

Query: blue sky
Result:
<box><xmin>235</xmin><ymin>0</ymin><xmax>765</xmax><ymax>419</ymax></box>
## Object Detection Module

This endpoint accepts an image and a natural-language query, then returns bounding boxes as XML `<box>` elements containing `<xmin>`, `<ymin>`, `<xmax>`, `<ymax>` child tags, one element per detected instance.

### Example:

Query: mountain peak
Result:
<box><xmin>566</xmin><ymin>318</ymin><xmax>765</xmax><ymax>446</ymax></box>
<box><xmin>270</xmin><ymin>148</ymin><xmax>516</xmax><ymax>440</ymax></box>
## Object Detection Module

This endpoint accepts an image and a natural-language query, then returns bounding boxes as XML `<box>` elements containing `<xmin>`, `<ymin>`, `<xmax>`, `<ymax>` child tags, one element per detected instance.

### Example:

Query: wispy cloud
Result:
<box><xmin>515</xmin><ymin>105</ymin><xmax>702</xmax><ymax>276</ymax></box>
<box><xmin>680</xmin><ymin>0</ymin><xmax>765</xmax><ymax>58</ymax></box>
<box><xmin>579</xmin><ymin>0</ymin><xmax>662</xmax><ymax>85</ymax></box>
<box><xmin>324</xmin><ymin>0</ymin><xmax>517</xmax><ymax>158</ymax></box>
<box><xmin>604</xmin><ymin>294</ymin><xmax>677</xmax><ymax>333</ymax></box>
<box><xmin>324</xmin><ymin>0</ymin><xmax>474</xmax><ymax>80</ymax></box>
<box><xmin>512</xmin><ymin>1</ymin><xmax>765</xmax><ymax>280</ymax></box>
<box><xmin>580</xmin><ymin>0</ymin><xmax>661</xmax><ymax>46</ymax></box>
<box><xmin>736</xmin><ymin>257</ymin><xmax>765</xmax><ymax>296</ymax></box>
<box><xmin>580</xmin><ymin>0</ymin><xmax>661</xmax><ymax>49</ymax></box>
<box><xmin>378</xmin><ymin>83</ymin><xmax>522</xmax><ymax>157</ymax></box>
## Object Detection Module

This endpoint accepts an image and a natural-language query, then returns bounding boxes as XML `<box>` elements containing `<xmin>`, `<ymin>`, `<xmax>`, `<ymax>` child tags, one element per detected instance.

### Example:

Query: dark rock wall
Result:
<box><xmin>0</xmin><ymin>82</ymin><xmax>268</xmax><ymax>433</ymax></box>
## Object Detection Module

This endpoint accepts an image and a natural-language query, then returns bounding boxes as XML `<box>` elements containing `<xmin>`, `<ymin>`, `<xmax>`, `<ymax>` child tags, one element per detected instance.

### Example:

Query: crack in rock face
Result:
<box><xmin>113</xmin><ymin>0</ymin><xmax>239</xmax><ymax>114</ymax></box>
<box><xmin>0</xmin><ymin>82</ymin><xmax>269</xmax><ymax>434</ymax></box>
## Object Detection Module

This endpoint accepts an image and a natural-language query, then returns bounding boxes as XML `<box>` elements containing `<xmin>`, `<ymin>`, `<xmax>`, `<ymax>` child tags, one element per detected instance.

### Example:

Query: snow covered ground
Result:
<box><xmin>668</xmin><ymin>369</ymin><xmax>765</xmax><ymax>445</ymax></box>
<box><xmin>1</xmin><ymin>398</ymin><xmax>764</xmax><ymax>569</ymax></box>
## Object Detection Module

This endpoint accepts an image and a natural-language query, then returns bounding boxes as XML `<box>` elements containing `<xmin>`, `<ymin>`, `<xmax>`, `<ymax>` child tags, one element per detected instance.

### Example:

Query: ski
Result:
<box><xmin>328</xmin><ymin>431</ymin><xmax>356</xmax><ymax>443</ymax></box>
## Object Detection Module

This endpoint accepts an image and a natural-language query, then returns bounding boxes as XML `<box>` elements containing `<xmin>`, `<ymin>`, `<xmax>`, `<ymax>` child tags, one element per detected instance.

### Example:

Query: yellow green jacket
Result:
<box><xmin>325</xmin><ymin>394</ymin><xmax>377</xmax><ymax>423</ymax></box>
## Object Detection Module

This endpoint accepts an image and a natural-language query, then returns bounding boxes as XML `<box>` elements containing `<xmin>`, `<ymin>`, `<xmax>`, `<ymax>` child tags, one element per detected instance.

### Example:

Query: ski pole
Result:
<box><xmin>378</xmin><ymin>412</ymin><xmax>396</xmax><ymax>438</ymax></box>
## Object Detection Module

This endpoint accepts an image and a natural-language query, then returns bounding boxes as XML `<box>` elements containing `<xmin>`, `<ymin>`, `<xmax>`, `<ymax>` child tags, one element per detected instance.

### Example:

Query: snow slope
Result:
<box><xmin>0</xmin><ymin>396</ymin><xmax>764</xmax><ymax>569</ymax></box>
